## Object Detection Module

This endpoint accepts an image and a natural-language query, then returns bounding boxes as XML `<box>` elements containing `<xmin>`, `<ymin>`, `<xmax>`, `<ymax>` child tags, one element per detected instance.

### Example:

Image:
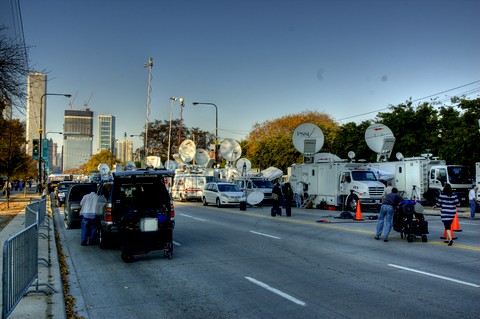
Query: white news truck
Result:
<box><xmin>288</xmin><ymin>158</ymin><xmax>385</xmax><ymax>210</ymax></box>
<box><xmin>369</xmin><ymin>157</ymin><xmax>473</xmax><ymax>205</ymax></box>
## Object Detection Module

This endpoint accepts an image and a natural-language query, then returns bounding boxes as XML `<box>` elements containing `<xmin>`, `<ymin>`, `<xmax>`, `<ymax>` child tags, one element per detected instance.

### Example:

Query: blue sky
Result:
<box><xmin>4</xmin><ymin>0</ymin><xmax>480</xmax><ymax>152</ymax></box>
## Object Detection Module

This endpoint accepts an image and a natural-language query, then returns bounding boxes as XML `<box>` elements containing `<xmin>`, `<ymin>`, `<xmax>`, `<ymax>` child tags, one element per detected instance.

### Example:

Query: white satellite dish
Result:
<box><xmin>348</xmin><ymin>151</ymin><xmax>356</xmax><ymax>160</ymax></box>
<box><xmin>125</xmin><ymin>161</ymin><xmax>136</xmax><ymax>171</ymax></box>
<box><xmin>146</xmin><ymin>156</ymin><xmax>163</xmax><ymax>169</ymax></box>
<box><xmin>236</xmin><ymin>158</ymin><xmax>252</xmax><ymax>173</ymax></box>
<box><xmin>396</xmin><ymin>152</ymin><xmax>404</xmax><ymax>161</ymax></box>
<box><xmin>179</xmin><ymin>139</ymin><xmax>196</xmax><ymax>163</ymax></box>
<box><xmin>98</xmin><ymin>163</ymin><xmax>110</xmax><ymax>176</ymax></box>
<box><xmin>247</xmin><ymin>191</ymin><xmax>264</xmax><ymax>206</ymax></box>
<box><xmin>220</xmin><ymin>138</ymin><xmax>242</xmax><ymax>162</ymax></box>
<box><xmin>194</xmin><ymin>148</ymin><xmax>210</xmax><ymax>166</ymax></box>
<box><xmin>365</xmin><ymin>123</ymin><xmax>396</xmax><ymax>161</ymax></box>
<box><xmin>164</xmin><ymin>160</ymin><xmax>178</xmax><ymax>171</ymax></box>
<box><xmin>292</xmin><ymin>123</ymin><xmax>324</xmax><ymax>154</ymax></box>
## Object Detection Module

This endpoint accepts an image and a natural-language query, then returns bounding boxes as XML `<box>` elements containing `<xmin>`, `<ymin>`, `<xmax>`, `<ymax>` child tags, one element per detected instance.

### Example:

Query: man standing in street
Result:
<box><xmin>468</xmin><ymin>186</ymin><xmax>478</xmax><ymax>220</ymax></box>
<box><xmin>375</xmin><ymin>187</ymin><xmax>403</xmax><ymax>242</ymax></box>
<box><xmin>79</xmin><ymin>190</ymin><xmax>99</xmax><ymax>246</ymax></box>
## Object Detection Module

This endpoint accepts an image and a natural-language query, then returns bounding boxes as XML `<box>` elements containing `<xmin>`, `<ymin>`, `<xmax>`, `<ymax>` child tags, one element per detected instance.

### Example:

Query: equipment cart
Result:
<box><xmin>393</xmin><ymin>200</ymin><xmax>429</xmax><ymax>242</ymax></box>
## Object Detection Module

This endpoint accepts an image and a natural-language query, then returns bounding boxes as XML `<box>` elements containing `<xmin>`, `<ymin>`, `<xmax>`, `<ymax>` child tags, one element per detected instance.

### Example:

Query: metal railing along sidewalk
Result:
<box><xmin>2</xmin><ymin>196</ymin><xmax>57</xmax><ymax>319</ymax></box>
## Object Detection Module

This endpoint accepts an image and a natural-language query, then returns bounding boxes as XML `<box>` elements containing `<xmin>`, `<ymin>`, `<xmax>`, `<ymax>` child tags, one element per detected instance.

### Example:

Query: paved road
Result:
<box><xmin>55</xmin><ymin>201</ymin><xmax>480</xmax><ymax>319</ymax></box>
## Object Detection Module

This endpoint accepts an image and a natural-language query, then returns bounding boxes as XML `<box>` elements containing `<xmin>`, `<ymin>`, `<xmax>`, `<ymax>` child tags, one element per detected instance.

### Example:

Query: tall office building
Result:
<box><xmin>63</xmin><ymin>109</ymin><xmax>94</xmax><ymax>171</ymax></box>
<box><xmin>98</xmin><ymin>114</ymin><xmax>116</xmax><ymax>153</ymax></box>
<box><xmin>25</xmin><ymin>72</ymin><xmax>47</xmax><ymax>156</ymax></box>
<box><xmin>116</xmin><ymin>139</ymin><xmax>134</xmax><ymax>162</ymax></box>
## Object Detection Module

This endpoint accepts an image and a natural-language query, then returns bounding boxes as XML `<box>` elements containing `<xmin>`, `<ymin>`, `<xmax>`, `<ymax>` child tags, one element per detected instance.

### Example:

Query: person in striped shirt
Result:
<box><xmin>435</xmin><ymin>183</ymin><xmax>460</xmax><ymax>246</ymax></box>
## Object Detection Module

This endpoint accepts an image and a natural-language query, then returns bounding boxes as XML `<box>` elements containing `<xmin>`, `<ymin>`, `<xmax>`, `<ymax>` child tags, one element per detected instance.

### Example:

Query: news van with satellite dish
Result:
<box><xmin>170</xmin><ymin>139</ymin><xmax>218</xmax><ymax>201</ymax></box>
<box><xmin>366</xmin><ymin>123</ymin><xmax>473</xmax><ymax>204</ymax></box>
<box><xmin>287</xmin><ymin>123</ymin><xmax>385</xmax><ymax>211</ymax></box>
<box><xmin>218</xmin><ymin>138</ymin><xmax>283</xmax><ymax>204</ymax></box>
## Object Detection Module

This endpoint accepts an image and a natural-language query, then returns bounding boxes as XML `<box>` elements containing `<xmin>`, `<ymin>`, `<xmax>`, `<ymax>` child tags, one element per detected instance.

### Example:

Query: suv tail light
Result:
<box><xmin>170</xmin><ymin>201</ymin><xmax>175</xmax><ymax>219</ymax></box>
<box><xmin>105</xmin><ymin>204</ymin><xmax>113</xmax><ymax>222</ymax></box>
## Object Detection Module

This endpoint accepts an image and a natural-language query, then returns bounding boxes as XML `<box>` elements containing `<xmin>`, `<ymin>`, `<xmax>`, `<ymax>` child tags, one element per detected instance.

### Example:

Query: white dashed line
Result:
<box><xmin>245</xmin><ymin>277</ymin><xmax>306</xmax><ymax>306</ymax></box>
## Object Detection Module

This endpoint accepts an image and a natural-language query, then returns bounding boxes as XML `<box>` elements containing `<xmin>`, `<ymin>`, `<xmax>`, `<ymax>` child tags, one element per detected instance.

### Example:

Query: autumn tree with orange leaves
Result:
<box><xmin>243</xmin><ymin>111</ymin><xmax>339</xmax><ymax>173</ymax></box>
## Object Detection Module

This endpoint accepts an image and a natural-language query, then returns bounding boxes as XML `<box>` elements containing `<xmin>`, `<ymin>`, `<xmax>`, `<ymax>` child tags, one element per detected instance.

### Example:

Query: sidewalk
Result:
<box><xmin>0</xmin><ymin>190</ymin><xmax>65</xmax><ymax>319</ymax></box>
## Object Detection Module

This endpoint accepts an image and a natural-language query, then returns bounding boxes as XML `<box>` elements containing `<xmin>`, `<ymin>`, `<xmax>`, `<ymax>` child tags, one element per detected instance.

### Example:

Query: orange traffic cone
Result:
<box><xmin>452</xmin><ymin>211</ymin><xmax>462</xmax><ymax>232</ymax></box>
<box><xmin>441</xmin><ymin>228</ymin><xmax>457</xmax><ymax>240</ymax></box>
<box><xmin>354</xmin><ymin>200</ymin><xmax>364</xmax><ymax>221</ymax></box>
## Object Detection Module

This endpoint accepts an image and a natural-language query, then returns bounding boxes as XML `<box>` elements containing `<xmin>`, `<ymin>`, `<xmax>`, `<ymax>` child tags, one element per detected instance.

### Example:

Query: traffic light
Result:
<box><xmin>32</xmin><ymin>139</ymin><xmax>39</xmax><ymax>159</ymax></box>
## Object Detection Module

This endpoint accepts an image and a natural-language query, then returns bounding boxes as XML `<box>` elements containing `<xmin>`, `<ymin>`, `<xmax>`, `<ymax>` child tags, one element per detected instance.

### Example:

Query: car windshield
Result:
<box><xmin>69</xmin><ymin>185</ymin><xmax>97</xmax><ymax>201</ymax></box>
<box><xmin>447</xmin><ymin>166</ymin><xmax>472</xmax><ymax>184</ymax></box>
<box><xmin>351</xmin><ymin>171</ymin><xmax>377</xmax><ymax>181</ymax></box>
<box><xmin>252</xmin><ymin>180</ymin><xmax>273</xmax><ymax>188</ymax></box>
<box><xmin>218</xmin><ymin>184</ymin><xmax>240</xmax><ymax>192</ymax></box>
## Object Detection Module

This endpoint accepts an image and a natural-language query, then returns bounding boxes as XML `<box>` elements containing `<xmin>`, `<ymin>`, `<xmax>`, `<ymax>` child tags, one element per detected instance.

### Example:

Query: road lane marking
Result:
<box><xmin>388</xmin><ymin>264</ymin><xmax>480</xmax><ymax>288</ymax></box>
<box><xmin>250</xmin><ymin>231</ymin><xmax>281</xmax><ymax>239</ymax></box>
<box><xmin>180</xmin><ymin>214</ymin><xmax>206</xmax><ymax>221</ymax></box>
<box><xmin>245</xmin><ymin>277</ymin><xmax>306</xmax><ymax>306</ymax></box>
<box><xmin>175</xmin><ymin>205</ymin><xmax>480</xmax><ymax>251</ymax></box>
<box><xmin>173</xmin><ymin>241</ymin><xmax>181</xmax><ymax>246</ymax></box>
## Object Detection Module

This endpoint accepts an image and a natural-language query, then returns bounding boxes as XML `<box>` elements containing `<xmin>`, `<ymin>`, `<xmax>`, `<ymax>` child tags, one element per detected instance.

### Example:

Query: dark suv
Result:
<box><xmin>96</xmin><ymin>169</ymin><xmax>175</xmax><ymax>262</ymax></box>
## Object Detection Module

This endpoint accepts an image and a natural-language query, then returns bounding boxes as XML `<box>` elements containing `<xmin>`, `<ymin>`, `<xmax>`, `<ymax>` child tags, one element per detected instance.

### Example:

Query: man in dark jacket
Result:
<box><xmin>375</xmin><ymin>187</ymin><xmax>403</xmax><ymax>242</ymax></box>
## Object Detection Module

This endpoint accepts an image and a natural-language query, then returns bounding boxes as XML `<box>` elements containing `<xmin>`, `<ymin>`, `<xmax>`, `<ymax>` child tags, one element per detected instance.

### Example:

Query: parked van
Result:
<box><xmin>171</xmin><ymin>174</ymin><xmax>218</xmax><ymax>201</ymax></box>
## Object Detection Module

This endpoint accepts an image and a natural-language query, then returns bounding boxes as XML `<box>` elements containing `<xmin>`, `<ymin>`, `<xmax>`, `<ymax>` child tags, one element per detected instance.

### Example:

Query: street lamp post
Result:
<box><xmin>39</xmin><ymin>93</ymin><xmax>71</xmax><ymax>189</ymax></box>
<box><xmin>192</xmin><ymin>102</ymin><xmax>218</xmax><ymax>164</ymax></box>
<box><xmin>167</xmin><ymin>97</ymin><xmax>177</xmax><ymax>165</ymax></box>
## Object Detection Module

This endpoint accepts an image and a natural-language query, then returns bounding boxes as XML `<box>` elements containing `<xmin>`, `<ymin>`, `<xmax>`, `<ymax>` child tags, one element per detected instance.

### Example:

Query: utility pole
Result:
<box><xmin>144</xmin><ymin>57</ymin><xmax>153</xmax><ymax>161</ymax></box>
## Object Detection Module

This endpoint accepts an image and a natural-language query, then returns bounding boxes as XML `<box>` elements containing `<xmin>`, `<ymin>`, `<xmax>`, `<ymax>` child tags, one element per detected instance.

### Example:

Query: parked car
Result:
<box><xmin>96</xmin><ymin>169</ymin><xmax>175</xmax><ymax>262</ymax></box>
<box><xmin>202</xmin><ymin>182</ymin><xmax>246</xmax><ymax>207</ymax></box>
<box><xmin>54</xmin><ymin>181</ymin><xmax>77</xmax><ymax>207</ymax></box>
<box><xmin>64</xmin><ymin>183</ymin><xmax>98</xmax><ymax>229</ymax></box>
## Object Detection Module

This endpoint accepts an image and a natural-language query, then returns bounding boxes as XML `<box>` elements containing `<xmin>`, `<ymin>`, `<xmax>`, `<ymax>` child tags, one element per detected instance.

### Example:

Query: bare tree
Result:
<box><xmin>0</xmin><ymin>25</ymin><xmax>30</xmax><ymax>114</ymax></box>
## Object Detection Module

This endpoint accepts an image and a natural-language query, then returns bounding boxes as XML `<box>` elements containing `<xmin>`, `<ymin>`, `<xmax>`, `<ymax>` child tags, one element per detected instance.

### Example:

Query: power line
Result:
<box><xmin>337</xmin><ymin>80</ymin><xmax>480</xmax><ymax>122</ymax></box>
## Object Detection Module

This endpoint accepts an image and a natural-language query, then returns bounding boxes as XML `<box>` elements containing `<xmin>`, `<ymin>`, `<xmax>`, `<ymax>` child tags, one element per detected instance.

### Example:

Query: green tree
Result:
<box><xmin>84</xmin><ymin>150</ymin><xmax>118</xmax><ymax>175</ymax></box>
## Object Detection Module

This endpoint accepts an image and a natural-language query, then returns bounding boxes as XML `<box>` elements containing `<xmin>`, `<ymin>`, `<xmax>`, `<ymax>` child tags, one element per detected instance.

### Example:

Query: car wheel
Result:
<box><xmin>202</xmin><ymin>197</ymin><xmax>208</xmax><ymax>206</ymax></box>
<box><xmin>216</xmin><ymin>198</ymin><xmax>222</xmax><ymax>208</ymax></box>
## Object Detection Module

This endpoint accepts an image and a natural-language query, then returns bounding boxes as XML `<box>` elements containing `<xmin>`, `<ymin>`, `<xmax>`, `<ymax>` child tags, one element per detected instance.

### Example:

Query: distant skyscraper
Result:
<box><xmin>63</xmin><ymin>109</ymin><xmax>93</xmax><ymax>171</ymax></box>
<box><xmin>26</xmin><ymin>72</ymin><xmax>47</xmax><ymax>156</ymax></box>
<box><xmin>116</xmin><ymin>139</ymin><xmax>134</xmax><ymax>162</ymax></box>
<box><xmin>98</xmin><ymin>114</ymin><xmax>116</xmax><ymax>153</ymax></box>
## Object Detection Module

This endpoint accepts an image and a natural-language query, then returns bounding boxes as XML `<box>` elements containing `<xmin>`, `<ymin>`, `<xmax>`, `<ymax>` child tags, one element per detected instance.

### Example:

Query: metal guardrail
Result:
<box><xmin>2</xmin><ymin>195</ymin><xmax>56</xmax><ymax>319</ymax></box>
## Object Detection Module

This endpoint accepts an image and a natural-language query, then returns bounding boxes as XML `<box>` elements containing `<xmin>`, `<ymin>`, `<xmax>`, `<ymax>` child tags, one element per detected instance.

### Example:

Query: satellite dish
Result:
<box><xmin>236</xmin><ymin>158</ymin><xmax>252</xmax><ymax>173</ymax></box>
<box><xmin>146</xmin><ymin>156</ymin><xmax>163</xmax><ymax>169</ymax></box>
<box><xmin>220</xmin><ymin>138</ymin><xmax>242</xmax><ymax>162</ymax></box>
<box><xmin>194</xmin><ymin>148</ymin><xmax>210</xmax><ymax>166</ymax></box>
<box><xmin>396</xmin><ymin>152</ymin><xmax>404</xmax><ymax>161</ymax></box>
<box><xmin>348</xmin><ymin>151</ymin><xmax>356</xmax><ymax>159</ymax></box>
<box><xmin>292</xmin><ymin>123</ymin><xmax>324</xmax><ymax>154</ymax></box>
<box><xmin>247</xmin><ymin>191</ymin><xmax>264</xmax><ymax>206</ymax></box>
<box><xmin>179</xmin><ymin>139</ymin><xmax>196</xmax><ymax>163</ymax></box>
<box><xmin>98</xmin><ymin>163</ymin><xmax>110</xmax><ymax>176</ymax></box>
<box><xmin>125</xmin><ymin>161</ymin><xmax>136</xmax><ymax>171</ymax></box>
<box><xmin>164</xmin><ymin>160</ymin><xmax>178</xmax><ymax>171</ymax></box>
<box><xmin>365</xmin><ymin>123</ymin><xmax>396</xmax><ymax>161</ymax></box>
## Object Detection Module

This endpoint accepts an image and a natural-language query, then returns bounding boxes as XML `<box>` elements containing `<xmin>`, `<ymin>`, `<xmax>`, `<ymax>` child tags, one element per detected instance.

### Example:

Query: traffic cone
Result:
<box><xmin>452</xmin><ymin>210</ymin><xmax>462</xmax><ymax>232</ymax></box>
<box><xmin>354</xmin><ymin>200</ymin><xmax>364</xmax><ymax>221</ymax></box>
<box><xmin>440</xmin><ymin>228</ymin><xmax>457</xmax><ymax>240</ymax></box>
